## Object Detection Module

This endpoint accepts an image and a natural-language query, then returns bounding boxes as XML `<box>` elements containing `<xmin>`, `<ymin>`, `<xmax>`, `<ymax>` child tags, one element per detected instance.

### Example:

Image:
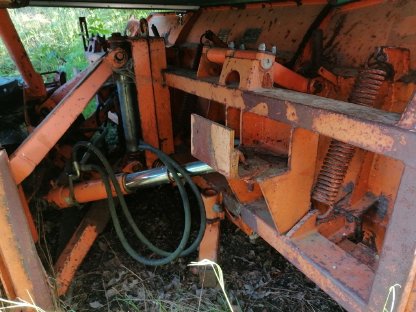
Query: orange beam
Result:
<box><xmin>198</xmin><ymin>189</ymin><xmax>222</xmax><ymax>287</ymax></box>
<box><xmin>0</xmin><ymin>150</ymin><xmax>54</xmax><ymax>310</ymax></box>
<box><xmin>9</xmin><ymin>54</ymin><xmax>118</xmax><ymax>185</ymax></box>
<box><xmin>198</xmin><ymin>189</ymin><xmax>222</xmax><ymax>262</ymax></box>
<box><xmin>18</xmin><ymin>185</ymin><xmax>38</xmax><ymax>243</ymax></box>
<box><xmin>149</xmin><ymin>38</ymin><xmax>174</xmax><ymax>155</ymax></box>
<box><xmin>132</xmin><ymin>39</ymin><xmax>159</xmax><ymax>167</ymax></box>
<box><xmin>55</xmin><ymin>202</ymin><xmax>110</xmax><ymax>296</ymax></box>
<box><xmin>0</xmin><ymin>9</ymin><xmax>46</xmax><ymax>99</ymax></box>
<box><xmin>36</xmin><ymin>70</ymin><xmax>88</xmax><ymax>114</ymax></box>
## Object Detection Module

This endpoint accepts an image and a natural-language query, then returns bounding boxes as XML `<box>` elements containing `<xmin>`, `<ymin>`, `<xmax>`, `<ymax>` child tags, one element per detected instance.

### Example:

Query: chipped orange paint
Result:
<box><xmin>0</xmin><ymin>151</ymin><xmax>54</xmax><ymax>310</ymax></box>
<box><xmin>248</xmin><ymin>102</ymin><xmax>269</xmax><ymax>116</ymax></box>
<box><xmin>10</xmin><ymin>54</ymin><xmax>117</xmax><ymax>185</ymax></box>
<box><xmin>311</xmin><ymin>114</ymin><xmax>395</xmax><ymax>152</ymax></box>
<box><xmin>55</xmin><ymin>203</ymin><xmax>109</xmax><ymax>296</ymax></box>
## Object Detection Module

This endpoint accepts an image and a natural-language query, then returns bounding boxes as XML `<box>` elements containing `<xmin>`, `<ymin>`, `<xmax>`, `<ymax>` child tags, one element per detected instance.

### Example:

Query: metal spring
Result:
<box><xmin>312</xmin><ymin>67</ymin><xmax>387</xmax><ymax>213</ymax></box>
<box><xmin>312</xmin><ymin>140</ymin><xmax>356</xmax><ymax>206</ymax></box>
<box><xmin>152</xmin><ymin>158</ymin><xmax>165</xmax><ymax>168</ymax></box>
<box><xmin>348</xmin><ymin>68</ymin><xmax>387</xmax><ymax>107</ymax></box>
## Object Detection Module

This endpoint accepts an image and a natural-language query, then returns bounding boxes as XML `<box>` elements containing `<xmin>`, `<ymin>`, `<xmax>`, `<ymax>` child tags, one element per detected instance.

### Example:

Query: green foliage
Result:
<box><xmin>0</xmin><ymin>7</ymin><xmax>148</xmax><ymax>79</ymax></box>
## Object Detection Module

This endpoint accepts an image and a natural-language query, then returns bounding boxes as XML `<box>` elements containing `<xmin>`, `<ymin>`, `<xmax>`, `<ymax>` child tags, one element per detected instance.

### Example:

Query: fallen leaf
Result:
<box><xmin>89</xmin><ymin>301</ymin><xmax>104</xmax><ymax>309</ymax></box>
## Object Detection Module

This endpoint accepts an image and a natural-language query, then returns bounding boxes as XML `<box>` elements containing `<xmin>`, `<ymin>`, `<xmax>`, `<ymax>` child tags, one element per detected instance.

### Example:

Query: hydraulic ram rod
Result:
<box><xmin>46</xmin><ymin>161</ymin><xmax>213</xmax><ymax>208</ymax></box>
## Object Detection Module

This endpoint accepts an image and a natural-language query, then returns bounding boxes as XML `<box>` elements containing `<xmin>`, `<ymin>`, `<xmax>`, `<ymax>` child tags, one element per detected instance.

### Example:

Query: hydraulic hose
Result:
<box><xmin>137</xmin><ymin>143</ymin><xmax>206</xmax><ymax>257</ymax></box>
<box><xmin>72</xmin><ymin>141</ymin><xmax>206</xmax><ymax>265</ymax></box>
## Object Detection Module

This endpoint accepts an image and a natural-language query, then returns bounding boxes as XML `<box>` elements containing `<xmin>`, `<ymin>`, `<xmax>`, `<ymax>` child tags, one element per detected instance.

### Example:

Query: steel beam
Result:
<box><xmin>0</xmin><ymin>150</ymin><xmax>54</xmax><ymax>310</ymax></box>
<box><xmin>9</xmin><ymin>53</ymin><xmax>119</xmax><ymax>185</ymax></box>
<box><xmin>55</xmin><ymin>202</ymin><xmax>110</xmax><ymax>296</ymax></box>
<box><xmin>164</xmin><ymin>70</ymin><xmax>416</xmax><ymax>168</ymax></box>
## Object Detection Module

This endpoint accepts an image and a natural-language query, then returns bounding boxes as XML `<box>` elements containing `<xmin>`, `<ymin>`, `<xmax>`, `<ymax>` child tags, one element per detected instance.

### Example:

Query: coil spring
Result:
<box><xmin>348</xmin><ymin>68</ymin><xmax>387</xmax><ymax>107</ymax></box>
<box><xmin>312</xmin><ymin>67</ymin><xmax>387</xmax><ymax>211</ymax></box>
<box><xmin>312</xmin><ymin>140</ymin><xmax>356</xmax><ymax>206</ymax></box>
<box><xmin>152</xmin><ymin>158</ymin><xmax>164</xmax><ymax>168</ymax></box>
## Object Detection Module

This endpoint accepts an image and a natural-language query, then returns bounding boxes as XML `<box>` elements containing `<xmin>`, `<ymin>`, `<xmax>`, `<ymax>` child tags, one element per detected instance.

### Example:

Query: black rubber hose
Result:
<box><xmin>73</xmin><ymin>142</ymin><xmax>191</xmax><ymax>266</ymax></box>
<box><xmin>137</xmin><ymin>143</ymin><xmax>206</xmax><ymax>257</ymax></box>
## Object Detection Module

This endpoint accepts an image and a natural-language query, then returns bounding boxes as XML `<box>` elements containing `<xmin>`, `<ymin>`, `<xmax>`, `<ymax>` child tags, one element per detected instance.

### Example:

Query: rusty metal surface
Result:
<box><xmin>0</xmin><ymin>253</ymin><xmax>16</xmax><ymax>300</ymax></box>
<box><xmin>184</xmin><ymin>2</ymin><xmax>325</xmax><ymax>53</ymax></box>
<box><xmin>55</xmin><ymin>202</ymin><xmax>110</xmax><ymax>296</ymax></box>
<box><xmin>0</xmin><ymin>150</ymin><xmax>54</xmax><ymax>310</ymax></box>
<box><xmin>367</xmin><ymin>166</ymin><xmax>416</xmax><ymax>311</ymax></box>
<box><xmin>164</xmin><ymin>70</ymin><xmax>416</xmax><ymax>168</ymax></box>
<box><xmin>1</xmin><ymin>2</ymin><xmax>415</xmax><ymax>312</ymax></box>
<box><xmin>323</xmin><ymin>1</ymin><xmax>416</xmax><ymax>69</ymax></box>
<box><xmin>198</xmin><ymin>189</ymin><xmax>221</xmax><ymax>262</ymax></box>
<box><xmin>9</xmin><ymin>55</ymin><xmax>115</xmax><ymax>184</ymax></box>
<box><xmin>238</xmin><ymin>199</ymin><xmax>368</xmax><ymax>312</ymax></box>
<box><xmin>191</xmin><ymin>114</ymin><xmax>239</xmax><ymax>178</ymax></box>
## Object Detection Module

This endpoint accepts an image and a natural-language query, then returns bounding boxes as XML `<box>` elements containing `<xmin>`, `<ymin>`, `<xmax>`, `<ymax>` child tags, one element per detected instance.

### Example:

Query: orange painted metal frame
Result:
<box><xmin>164</xmin><ymin>70</ymin><xmax>416</xmax><ymax>168</ymax></box>
<box><xmin>0</xmin><ymin>150</ymin><xmax>54</xmax><ymax>310</ymax></box>
<box><xmin>1</xmin><ymin>2</ymin><xmax>415</xmax><ymax>312</ymax></box>
<box><xmin>132</xmin><ymin>39</ymin><xmax>160</xmax><ymax>166</ymax></box>
<box><xmin>198</xmin><ymin>189</ymin><xmax>223</xmax><ymax>287</ymax></box>
<box><xmin>0</xmin><ymin>9</ymin><xmax>46</xmax><ymax>99</ymax></box>
<box><xmin>131</xmin><ymin>38</ymin><xmax>174</xmax><ymax>167</ymax></box>
<box><xmin>9</xmin><ymin>52</ymin><xmax>120</xmax><ymax>185</ymax></box>
<box><xmin>203</xmin><ymin>47</ymin><xmax>311</xmax><ymax>92</ymax></box>
<box><xmin>55</xmin><ymin>202</ymin><xmax>110</xmax><ymax>296</ymax></box>
<box><xmin>198</xmin><ymin>189</ymin><xmax>223</xmax><ymax>262</ymax></box>
<box><xmin>164</xmin><ymin>65</ymin><xmax>416</xmax><ymax>311</ymax></box>
<box><xmin>0</xmin><ymin>43</ymin><xmax>126</xmax><ymax>308</ymax></box>
<box><xmin>149</xmin><ymin>38</ymin><xmax>174</xmax><ymax>155</ymax></box>
<box><xmin>259</xmin><ymin>128</ymin><xmax>319</xmax><ymax>234</ymax></box>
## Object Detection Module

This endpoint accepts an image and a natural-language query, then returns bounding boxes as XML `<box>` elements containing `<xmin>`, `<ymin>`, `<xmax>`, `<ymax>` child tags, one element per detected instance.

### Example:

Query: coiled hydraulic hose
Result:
<box><xmin>72</xmin><ymin>141</ymin><xmax>206</xmax><ymax>266</ymax></box>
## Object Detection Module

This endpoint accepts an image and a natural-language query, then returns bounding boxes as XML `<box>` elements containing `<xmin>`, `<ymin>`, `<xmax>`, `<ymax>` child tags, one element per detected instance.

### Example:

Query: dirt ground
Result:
<box><xmin>44</xmin><ymin>185</ymin><xmax>347</xmax><ymax>312</ymax></box>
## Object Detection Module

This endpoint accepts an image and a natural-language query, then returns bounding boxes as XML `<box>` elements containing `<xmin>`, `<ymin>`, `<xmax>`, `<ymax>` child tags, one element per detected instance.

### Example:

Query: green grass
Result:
<box><xmin>0</xmin><ymin>7</ymin><xmax>149</xmax><ymax>79</ymax></box>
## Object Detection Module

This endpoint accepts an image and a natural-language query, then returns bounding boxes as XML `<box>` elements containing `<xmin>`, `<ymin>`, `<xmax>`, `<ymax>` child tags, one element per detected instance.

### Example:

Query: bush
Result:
<box><xmin>0</xmin><ymin>7</ymin><xmax>148</xmax><ymax>78</ymax></box>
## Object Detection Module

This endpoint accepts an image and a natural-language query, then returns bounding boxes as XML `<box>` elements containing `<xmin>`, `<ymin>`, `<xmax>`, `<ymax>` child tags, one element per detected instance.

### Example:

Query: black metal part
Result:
<box><xmin>151</xmin><ymin>24</ymin><xmax>160</xmax><ymax>37</ymax></box>
<box><xmin>0</xmin><ymin>0</ymin><xmax>29</xmax><ymax>8</ymax></box>
<box><xmin>79</xmin><ymin>17</ymin><xmax>89</xmax><ymax>51</ymax></box>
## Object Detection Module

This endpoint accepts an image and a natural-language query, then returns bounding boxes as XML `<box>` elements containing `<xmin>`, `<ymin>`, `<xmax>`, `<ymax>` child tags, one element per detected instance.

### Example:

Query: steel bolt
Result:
<box><xmin>258</xmin><ymin>43</ymin><xmax>266</xmax><ymax>52</ymax></box>
<box><xmin>261</xmin><ymin>58</ymin><xmax>273</xmax><ymax>70</ymax></box>
<box><xmin>115</xmin><ymin>51</ymin><xmax>126</xmax><ymax>62</ymax></box>
<box><xmin>212</xmin><ymin>203</ymin><xmax>223</xmax><ymax>213</ymax></box>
